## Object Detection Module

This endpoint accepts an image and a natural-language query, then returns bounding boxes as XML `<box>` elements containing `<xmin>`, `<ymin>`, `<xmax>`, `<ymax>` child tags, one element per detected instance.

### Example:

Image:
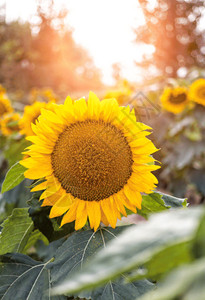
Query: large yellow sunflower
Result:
<box><xmin>160</xmin><ymin>87</ymin><xmax>190</xmax><ymax>114</ymax></box>
<box><xmin>0</xmin><ymin>112</ymin><xmax>20</xmax><ymax>136</ymax></box>
<box><xmin>189</xmin><ymin>78</ymin><xmax>205</xmax><ymax>106</ymax></box>
<box><xmin>19</xmin><ymin>101</ymin><xmax>56</xmax><ymax>136</ymax></box>
<box><xmin>0</xmin><ymin>96</ymin><xmax>13</xmax><ymax>118</ymax></box>
<box><xmin>21</xmin><ymin>92</ymin><xmax>159</xmax><ymax>231</ymax></box>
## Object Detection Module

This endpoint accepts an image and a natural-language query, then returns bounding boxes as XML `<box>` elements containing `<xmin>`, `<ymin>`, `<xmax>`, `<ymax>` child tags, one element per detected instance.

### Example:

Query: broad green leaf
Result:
<box><xmin>136</xmin><ymin>192</ymin><xmax>187</xmax><ymax>219</ymax></box>
<box><xmin>160</xmin><ymin>192</ymin><xmax>187</xmax><ymax>208</ymax></box>
<box><xmin>1</xmin><ymin>162</ymin><xmax>26</xmax><ymax>193</ymax></box>
<box><xmin>0</xmin><ymin>208</ymin><xmax>34</xmax><ymax>255</ymax></box>
<box><xmin>138</xmin><ymin>258</ymin><xmax>205</xmax><ymax>300</ymax></box>
<box><xmin>50</xmin><ymin>227</ymin><xmax>154</xmax><ymax>299</ymax></box>
<box><xmin>23</xmin><ymin>229</ymin><xmax>49</xmax><ymax>255</ymax></box>
<box><xmin>192</xmin><ymin>209</ymin><xmax>205</xmax><ymax>259</ymax></box>
<box><xmin>0</xmin><ymin>180</ymin><xmax>31</xmax><ymax>223</ymax></box>
<box><xmin>51</xmin><ymin>207</ymin><xmax>203</xmax><ymax>296</ymax></box>
<box><xmin>4</xmin><ymin>137</ymin><xmax>29</xmax><ymax>167</ymax></box>
<box><xmin>0</xmin><ymin>253</ymin><xmax>66</xmax><ymax>300</ymax></box>
<box><xmin>139</xmin><ymin>193</ymin><xmax>169</xmax><ymax>219</ymax></box>
<box><xmin>127</xmin><ymin>240</ymin><xmax>192</xmax><ymax>282</ymax></box>
<box><xmin>36</xmin><ymin>238</ymin><xmax>66</xmax><ymax>262</ymax></box>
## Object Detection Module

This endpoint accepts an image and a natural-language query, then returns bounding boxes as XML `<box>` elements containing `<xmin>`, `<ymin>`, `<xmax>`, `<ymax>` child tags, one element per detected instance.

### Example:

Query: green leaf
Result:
<box><xmin>1</xmin><ymin>162</ymin><xmax>26</xmax><ymax>193</ymax></box>
<box><xmin>0</xmin><ymin>253</ymin><xmax>66</xmax><ymax>300</ymax></box>
<box><xmin>127</xmin><ymin>240</ymin><xmax>192</xmax><ymax>282</ymax></box>
<box><xmin>23</xmin><ymin>229</ymin><xmax>49</xmax><ymax>255</ymax></box>
<box><xmin>0</xmin><ymin>208</ymin><xmax>34</xmax><ymax>255</ymax></box>
<box><xmin>136</xmin><ymin>192</ymin><xmax>187</xmax><ymax>219</ymax></box>
<box><xmin>139</xmin><ymin>192</ymin><xmax>169</xmax><ymax>219</ymax></box>
<box><xmin>138</xmin><ymin>258</ymin><xmax>205</xmax><ymax>300</ymax></box>
<box><xmin>4</xmin><ymin>137</ymin><xmax>29</xmax><ymax>167</ymax></box>
<box><xmin>160</xmin><ymin>192</ymin><xmax>188</xmax><ymax>208</ymax></box>
<box><xmin>50</xmin><ymin>227</ymin><xmax>154</xmax><ymax>299</ymax></box>
<box><xmin>51</xmin><ymin>207</ymin><xmax>203</xmax><ymax>296</ymax></box>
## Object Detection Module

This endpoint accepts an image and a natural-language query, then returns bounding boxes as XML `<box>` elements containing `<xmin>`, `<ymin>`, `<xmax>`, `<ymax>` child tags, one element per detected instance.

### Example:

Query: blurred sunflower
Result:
<box><xmin>160</xmin><ymin>87</ymin><xmax>190</xmax><ymax>114</ymax></box>
<box><xmin>189</xmin><ymin>78</ymin><xmax>205</xmax><ymax>106</ymax></box>
<box><xmin>104</xmin><ymin>80</ymin><xmax>133</xmax><ymax>105</ymax></box>
<box><xmin>29</xmin><ymin>88</ymin><xmax>58</xmax><ymax>104</ymax></box>
<box><xmin>0</xmin><ymin>84</ymin><xmax>6</xmax><ymax>95</ymax></box>
<box><xmin>21</xmin><ymin>92</ymin><xmax>159</xmax><ymax>231</ymax></box>
<box><xmin>0</xmin><ymin>112</ymin><xmax>20</xmax><ymax>136</ymax></box>
<box><xmin>19</xmin><ymin>101</ymin><xmax>56</xmax><ymax>136</ymax></box>
<box><xmin>0</xmin><ymin>96</ymin><xmax>13</xmax><ymax>118</ymax></box>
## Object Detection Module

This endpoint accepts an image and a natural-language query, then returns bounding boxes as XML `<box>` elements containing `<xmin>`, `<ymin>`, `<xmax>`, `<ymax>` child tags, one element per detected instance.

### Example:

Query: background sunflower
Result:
<box><xmin>160</xmin><ymin>87</ymin><xmax>190</xmax><ymax>114</ymax></box>
<box><xmin>0</xmin><ymin>96</ymin><xmax>13</xmax><ymax>119</ymax></box>
<box><xmin>189</xmin><ymin>78</ymin><xmax>205</xmax><ymax>106</ymax></box>
<box><xmin>0</xmin><ymin>112</ymin><xmax>20</xmax><ymax>136</ymax></box>
<box><xmin>19</xmin><ymin>101</ymin><xmax>56</xmax><ymax>136</ymax></box>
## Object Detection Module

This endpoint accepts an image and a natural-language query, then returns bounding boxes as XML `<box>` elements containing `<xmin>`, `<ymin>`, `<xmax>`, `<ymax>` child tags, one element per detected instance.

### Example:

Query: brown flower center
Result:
<box><xmin>51</xmin><ymin>120</ymin><xmax>133</xmax><ymax>201</ymax></box>
<box><xmin>0</xmin><ymin>102</ymin><xmax>8</xmax><ymax>116</ymax></box>
<box><xmin>169</xmin><ymin>92</ymin><xmax>187</xmax><ymax>104</ymax></box>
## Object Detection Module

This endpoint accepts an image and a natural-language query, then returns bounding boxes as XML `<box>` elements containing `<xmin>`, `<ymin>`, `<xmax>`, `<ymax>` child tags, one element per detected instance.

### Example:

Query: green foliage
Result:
<box><xmin>139</xmin><ymin>258</ymin><xmax>205</xmax><ymax>300</ymax></box>
<box><xmin>0</xmin><ymin>253</ymin><xmax>65</xmax><ymax>300</ymax></box>
<box><xmin>50</xmin><ymin>227</ymin><xmax>154</xmax><ymax>299</ymax></box>
<box><xmin>51</xmin><ymin>206</ymin><xmax>202</xmax><ymax>296</ymax></box>
<box><xmin>3</xmin><ymin>138</ymin><xmax>29</xmax><ymax>168</ymax></box>
<box><xmin>0</xmin><ymin>208</ymin><xmax>33</xmax><ymax>255</ymax></box>
<box><xmin>1</xmin><ymin>162</ymin><xmax>26</xmax><ymax>194</ymax></box>
<box><xmin>133</xmin><ymin>192</ymin><xmax>187</xmax><ymax>219</ymax></box>
<box><xmin>23</xmin><ymin>229</ymin><xmax>49</xmax><ymax>255</ymax></box>
<box><xmin>0</xmin><ymin>179</ymin><xmax>31</xmax><ymax>224</ymax></box>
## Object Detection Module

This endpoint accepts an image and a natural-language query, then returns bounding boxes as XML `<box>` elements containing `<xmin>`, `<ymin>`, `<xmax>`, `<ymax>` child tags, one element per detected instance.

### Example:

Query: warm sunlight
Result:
<box><xmin>5</xmin><ymin>0</ymin><xmax>147</xmax><ymax>84</ymax></box>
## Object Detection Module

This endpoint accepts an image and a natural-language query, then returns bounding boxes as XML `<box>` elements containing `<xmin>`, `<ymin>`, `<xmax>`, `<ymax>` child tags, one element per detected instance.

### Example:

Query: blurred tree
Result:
<box><xmin>0</xmin><ymin>0</ymin><xmax>102</xmax><ymax>97</ymax></box>
<box><xmin>137</xmin><ymin>0</ymin><xmax>205</xmax><ymax>78</ymax></box>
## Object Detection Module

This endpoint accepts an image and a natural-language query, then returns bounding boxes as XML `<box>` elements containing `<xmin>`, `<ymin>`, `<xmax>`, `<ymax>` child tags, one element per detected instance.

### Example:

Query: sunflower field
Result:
<box><xmin>1</xmin><ymin>1</ymin><xmax>205</xmax><ymax>300</ymax></box>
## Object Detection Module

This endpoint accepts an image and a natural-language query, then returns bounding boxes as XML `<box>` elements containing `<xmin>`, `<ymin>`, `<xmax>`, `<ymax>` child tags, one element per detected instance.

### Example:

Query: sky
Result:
<box><xmin>4</xmin><ymin>0</ymin><xmax>151</xmax><ymax>85</ymax></box>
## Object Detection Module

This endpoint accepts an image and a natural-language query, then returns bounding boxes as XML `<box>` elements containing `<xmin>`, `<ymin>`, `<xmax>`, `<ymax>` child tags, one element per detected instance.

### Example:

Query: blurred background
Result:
<box><xmin>0</xmin><ymin>0</ymin><xmax>204</xmax><ymax>99</ymax></box>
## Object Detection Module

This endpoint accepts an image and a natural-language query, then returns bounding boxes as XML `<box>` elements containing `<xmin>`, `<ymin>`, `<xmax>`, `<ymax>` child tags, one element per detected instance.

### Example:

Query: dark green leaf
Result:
<box><xmin>4</xmin><ymin>137</ymin><xmax>29</xmax><ymax>167</ymax></box>
<box><xmin>0</xmin><ymin>253</ymin><xmax>66</xmax><ymax>300</ymax></box>
<box><xmin>51</xmin><ymin>207</ymin><xmax>203</xmax><ymax>296</ymax></box>
<box><xmin>0</xmin><ymin>208</ymin><xmax>34</xmax><ymax>255</ymax></box>
<box><xmin>160</xmin><ymin>192</ymin><xmax>187</xmax><ymax>208</ymax></box>
<box><xmin>50</xmin><ymin>226</ymin><xmax>153</xmax><ymax>299</ymax></box>
<box><xmin>23</xmin><ymin>229</ymin><xmax>49</xmax><ymax>255</ymax></box>
<box><xmin>1</xmin><ymin>162</ymin><xmax>26</xmax><ymax>193</ymax></box>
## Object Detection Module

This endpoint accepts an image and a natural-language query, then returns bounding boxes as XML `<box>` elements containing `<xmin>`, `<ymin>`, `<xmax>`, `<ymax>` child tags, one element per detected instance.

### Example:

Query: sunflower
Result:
<box><xmin>29</xmin><ymin>88</ymin><xmax>58</xmax><ymax>103</ymax></box>
<box><xmin>104</xmin><ymin>80</ymin><xmax>133</xmax><ymax>105</ymax></box>
<box><xmin>0</xmin><ymin>96</ymin><xmax>13</xmax><ymax>118</ymax></box>
<box><xmin>19</xmin><ymin>101</ymin><xmax>56</xmax><ymax>136</ymax></box>
<box><xmin>160</xmin><ymin>87</ymin><xmax>190</xmax><ymax>114</ymax></box>
<box><xmin>189</xmin><ymin>78</ymin><xmax>205</xmax><ymax>106</ymax></box>
<box><xmin>21</xmin><ymin>92</ymin><xmax>159</xmax><ymax>231</ymax></box>
<box><xmin>0</xmin><ymin>112</ymin><xmax>20</xmax><ymax>136</ymax></box>
<box><xmin>0</xmin><ymin>84</ymin><xmax>6</xmax><ymax>95</ymax></box>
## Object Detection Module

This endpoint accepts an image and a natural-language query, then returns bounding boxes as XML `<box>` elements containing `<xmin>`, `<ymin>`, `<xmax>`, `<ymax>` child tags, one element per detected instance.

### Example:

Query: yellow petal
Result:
<box><xmin>87</xmin><ymin>91</ymin><xmax>100</xmax><ymax>118</ymax></box>
<box><xmin>61</xmin><ymin>200</ymin><xmax>79</xmax><ymax>226</ymax></box>
<box><xmin>49</xmin><ymin>194</ymin><xmax>72</xmax><ymax>218</ymax></box>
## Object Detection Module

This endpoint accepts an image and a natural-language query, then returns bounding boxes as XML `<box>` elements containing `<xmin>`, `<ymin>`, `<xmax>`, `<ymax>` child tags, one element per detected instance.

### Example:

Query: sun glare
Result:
<box><xmin>5</xmin><ymin>0</ymin><xmax>147</xmax><ymax>84</ymax></box>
